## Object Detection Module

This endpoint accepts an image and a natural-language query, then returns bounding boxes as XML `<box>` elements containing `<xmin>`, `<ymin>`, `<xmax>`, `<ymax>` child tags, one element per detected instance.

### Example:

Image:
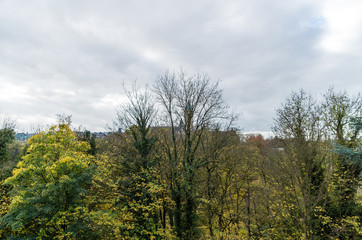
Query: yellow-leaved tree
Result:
<box><xmin>0</xmin><ymin>124</ymin><xmax>97</xmax><ymax>239</ymax></box>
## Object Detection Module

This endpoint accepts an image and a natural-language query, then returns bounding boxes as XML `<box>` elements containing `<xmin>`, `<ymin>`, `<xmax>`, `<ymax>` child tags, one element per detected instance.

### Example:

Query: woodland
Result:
<box><xmin>0</xmin><ymin>71</ymin><xmax>361</xmax><ymax>239</ymax></box>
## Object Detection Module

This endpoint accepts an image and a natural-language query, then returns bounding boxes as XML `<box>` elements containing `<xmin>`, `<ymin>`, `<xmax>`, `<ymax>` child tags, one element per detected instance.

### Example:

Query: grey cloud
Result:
<box><xmin>0</xmin><ymin>0</ymin><xmax>361</xmax><ymax>133</ymax></box>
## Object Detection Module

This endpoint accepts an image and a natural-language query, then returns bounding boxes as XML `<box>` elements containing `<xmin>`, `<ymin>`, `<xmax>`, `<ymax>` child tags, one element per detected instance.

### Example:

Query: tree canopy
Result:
<box><xmin>0</xmin><ymin>124</ymin><xmax>96</xmax><ymax>239</ymax></box>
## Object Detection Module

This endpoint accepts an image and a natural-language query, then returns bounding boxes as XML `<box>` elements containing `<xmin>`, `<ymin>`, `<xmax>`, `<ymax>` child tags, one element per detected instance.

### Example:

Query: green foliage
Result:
<box><xmin>116</xmin><ymin>168</ymin><xmax>164</xmax><ymax>239</ymax></box>
<box><xmin>0</xmin><ymin>124</ymin><xmax>96</xmax><ymax>239</ymax></box>
<box><xmin>0</xmin><ymin>85</ymin><xmax>360</xmax><ymax>239</ymax></box>
<box><xmin>76</xmin><ymin>130</ymin><xmax>97</xmax><ymax>156</ymax></box>
<box><xmin>0</xmin><ymin>127</ymin><xmax>18</xmax><ymax>239</ymax></box>
<box><xmin>273</xmin><ymin>89</ymin><xmax>328</xmax><ymax>238</ymax></box>
<box><xmin>0</xmin><ymin>128</ymin><xmax>15</xmax><ymax>164</ymax></box>
<box><xmin>326</xmin><ymin>117</ymin><xmax>362</xmax><ymax>239</ymax></box>
<box><xmin>334</xmin><ymin>117</ymin><xmax>362</xmax><ymax>171</ymax></box>
<box><xmin>115</xmin><ymin>128</ymin><xmax>164</xmax><ymax>239</ymax></box>
<box><xmin>112</xmin><ymin>87</ymin><xmax>165</xmax><ymax>239</ymax></box>
<box><xmin>6</xmin><ymin>141</ymin><xmax>23</xmax><ymax>164</ymax></box>
<box><xmin>86</xmin><ymin>131</ymin><xmax>165</xmax><ymax>239</ymax></box>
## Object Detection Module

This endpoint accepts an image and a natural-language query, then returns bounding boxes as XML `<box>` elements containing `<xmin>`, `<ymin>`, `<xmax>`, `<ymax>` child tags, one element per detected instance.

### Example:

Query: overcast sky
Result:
<box><xmin>0</xmin><ymin>0</ymin><xmax>361</xmax><ymax>133</ymax></box>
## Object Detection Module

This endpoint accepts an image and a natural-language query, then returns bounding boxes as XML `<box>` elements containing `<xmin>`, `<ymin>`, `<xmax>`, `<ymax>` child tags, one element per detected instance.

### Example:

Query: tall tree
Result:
<box><xmin>0</xmin><ymin>117</ymin><xmax>16</xmax><ymax>165</ymax></box>
<box><xmin>273</xmin><ymin>89</ymin><xmax>327</xmax><ymax>239</ymax></box>
<box><xmin>322</xmin><ymin>88</ymin><xmax>361</xmax><ymax>239</ymax></box>
<box><xmin>114</xmin><ymin>86</ymin><xmax>163</xmax><ymax>239</ymax></box>
<box><xmin>153</xmin><ymin>70</ymin><xmax>235</xmax><ymax>239</ymax></box>
<box><xmin>0</xmin><ymin>117</ymin><xmax>17</xmax><ymax>236</ymax></box>
<box><xmin>0</xmin><ymin>128</ymin><xmax>15</xmax><ymax>166</ymax></box>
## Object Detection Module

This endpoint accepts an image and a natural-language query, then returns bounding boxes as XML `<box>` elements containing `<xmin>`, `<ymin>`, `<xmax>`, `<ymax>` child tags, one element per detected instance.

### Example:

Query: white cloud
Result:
<box><xmin>94</xmin><ymin>93</ymin><xmax>127</xmax><ymax>110</ymax></box>
<box><xmin>0</xmin><ymin>80</ymin><xmax>35</xmax><ymax>103</ymax></box>
<box><xmin>319</xmin><ymin>0</ymin><xmax>362</xmax><ymax>53</ymax></box>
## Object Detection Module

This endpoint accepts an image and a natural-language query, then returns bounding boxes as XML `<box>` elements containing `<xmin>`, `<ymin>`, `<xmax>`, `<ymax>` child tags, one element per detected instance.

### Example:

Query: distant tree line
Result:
<box><xmin>0</xmin><ymin>70</ymin><xmax>361</xmax><ymax>239</ymax></box>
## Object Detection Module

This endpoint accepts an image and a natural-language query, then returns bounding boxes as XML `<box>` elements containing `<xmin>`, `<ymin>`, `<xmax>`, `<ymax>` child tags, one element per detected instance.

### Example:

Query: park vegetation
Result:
<box><xmin>0</xmin><ymin>71</ymin><xmax>361</xmax><ymax>239</ymax></box>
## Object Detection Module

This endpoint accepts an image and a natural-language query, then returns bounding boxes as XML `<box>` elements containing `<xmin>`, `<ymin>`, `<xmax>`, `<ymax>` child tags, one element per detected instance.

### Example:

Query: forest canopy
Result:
<box><xmin>0</xmin><ymin>71</ymin><xmax>361</xmax><ymax>239</ymax></box>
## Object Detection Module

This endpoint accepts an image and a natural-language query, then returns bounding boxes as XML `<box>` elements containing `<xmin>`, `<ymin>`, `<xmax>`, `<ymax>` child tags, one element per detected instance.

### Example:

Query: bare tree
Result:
<box><xmin>116</xmin><ymin>85</ymin><xmax>155</xmax><ymax>130</ymax></box>
<box><xmin>115</xmin><ymin>84</ymin><xmax>157</xmax><ymax>163</ymax></box>
<box><xmin>153</xmin><ymin>70</ymin><xmax>236</xmax><ymax>239</ymax></box>
<box><xmin>56</xmin><ymin>114</ymin><xmax>72</xmax><ymax>126</ymax></box>
<box><xmin>273</xmin><ymin>89</ymin><xmax>328</xmax><ymax>239</ymax></box>
<box><xmin>1</xmin><ymin>116</ymin><xmax>17</xmax><ymax>130</ymax></box>
<box><xmin>321</xmin><ymin>87</ymin><xmax>361</xmax><ymax>144</ymax></box>
<box><xmin>113</xmin><ymin>85</ymin><xmax>162</xmax><ymax>239</ymax></box>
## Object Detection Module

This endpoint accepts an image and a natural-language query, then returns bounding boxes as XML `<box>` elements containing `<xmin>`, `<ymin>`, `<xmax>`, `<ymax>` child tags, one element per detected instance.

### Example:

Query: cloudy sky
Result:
<box><xmin>0</xmin><ymin>0</ymin><xmax>361</xmax><ymax>133</ymax></box>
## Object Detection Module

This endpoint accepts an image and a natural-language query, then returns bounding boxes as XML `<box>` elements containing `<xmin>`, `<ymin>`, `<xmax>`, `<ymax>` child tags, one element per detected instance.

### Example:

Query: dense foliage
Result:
<box><xmin>0</xmin><ymin>73</ymin><xmax>360</xmax><ymax>239</ymax></box>
<box><xmin>0</xmin><ymin>124</ymin><xmax>96</xmax><ymax>239</ymax></box>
